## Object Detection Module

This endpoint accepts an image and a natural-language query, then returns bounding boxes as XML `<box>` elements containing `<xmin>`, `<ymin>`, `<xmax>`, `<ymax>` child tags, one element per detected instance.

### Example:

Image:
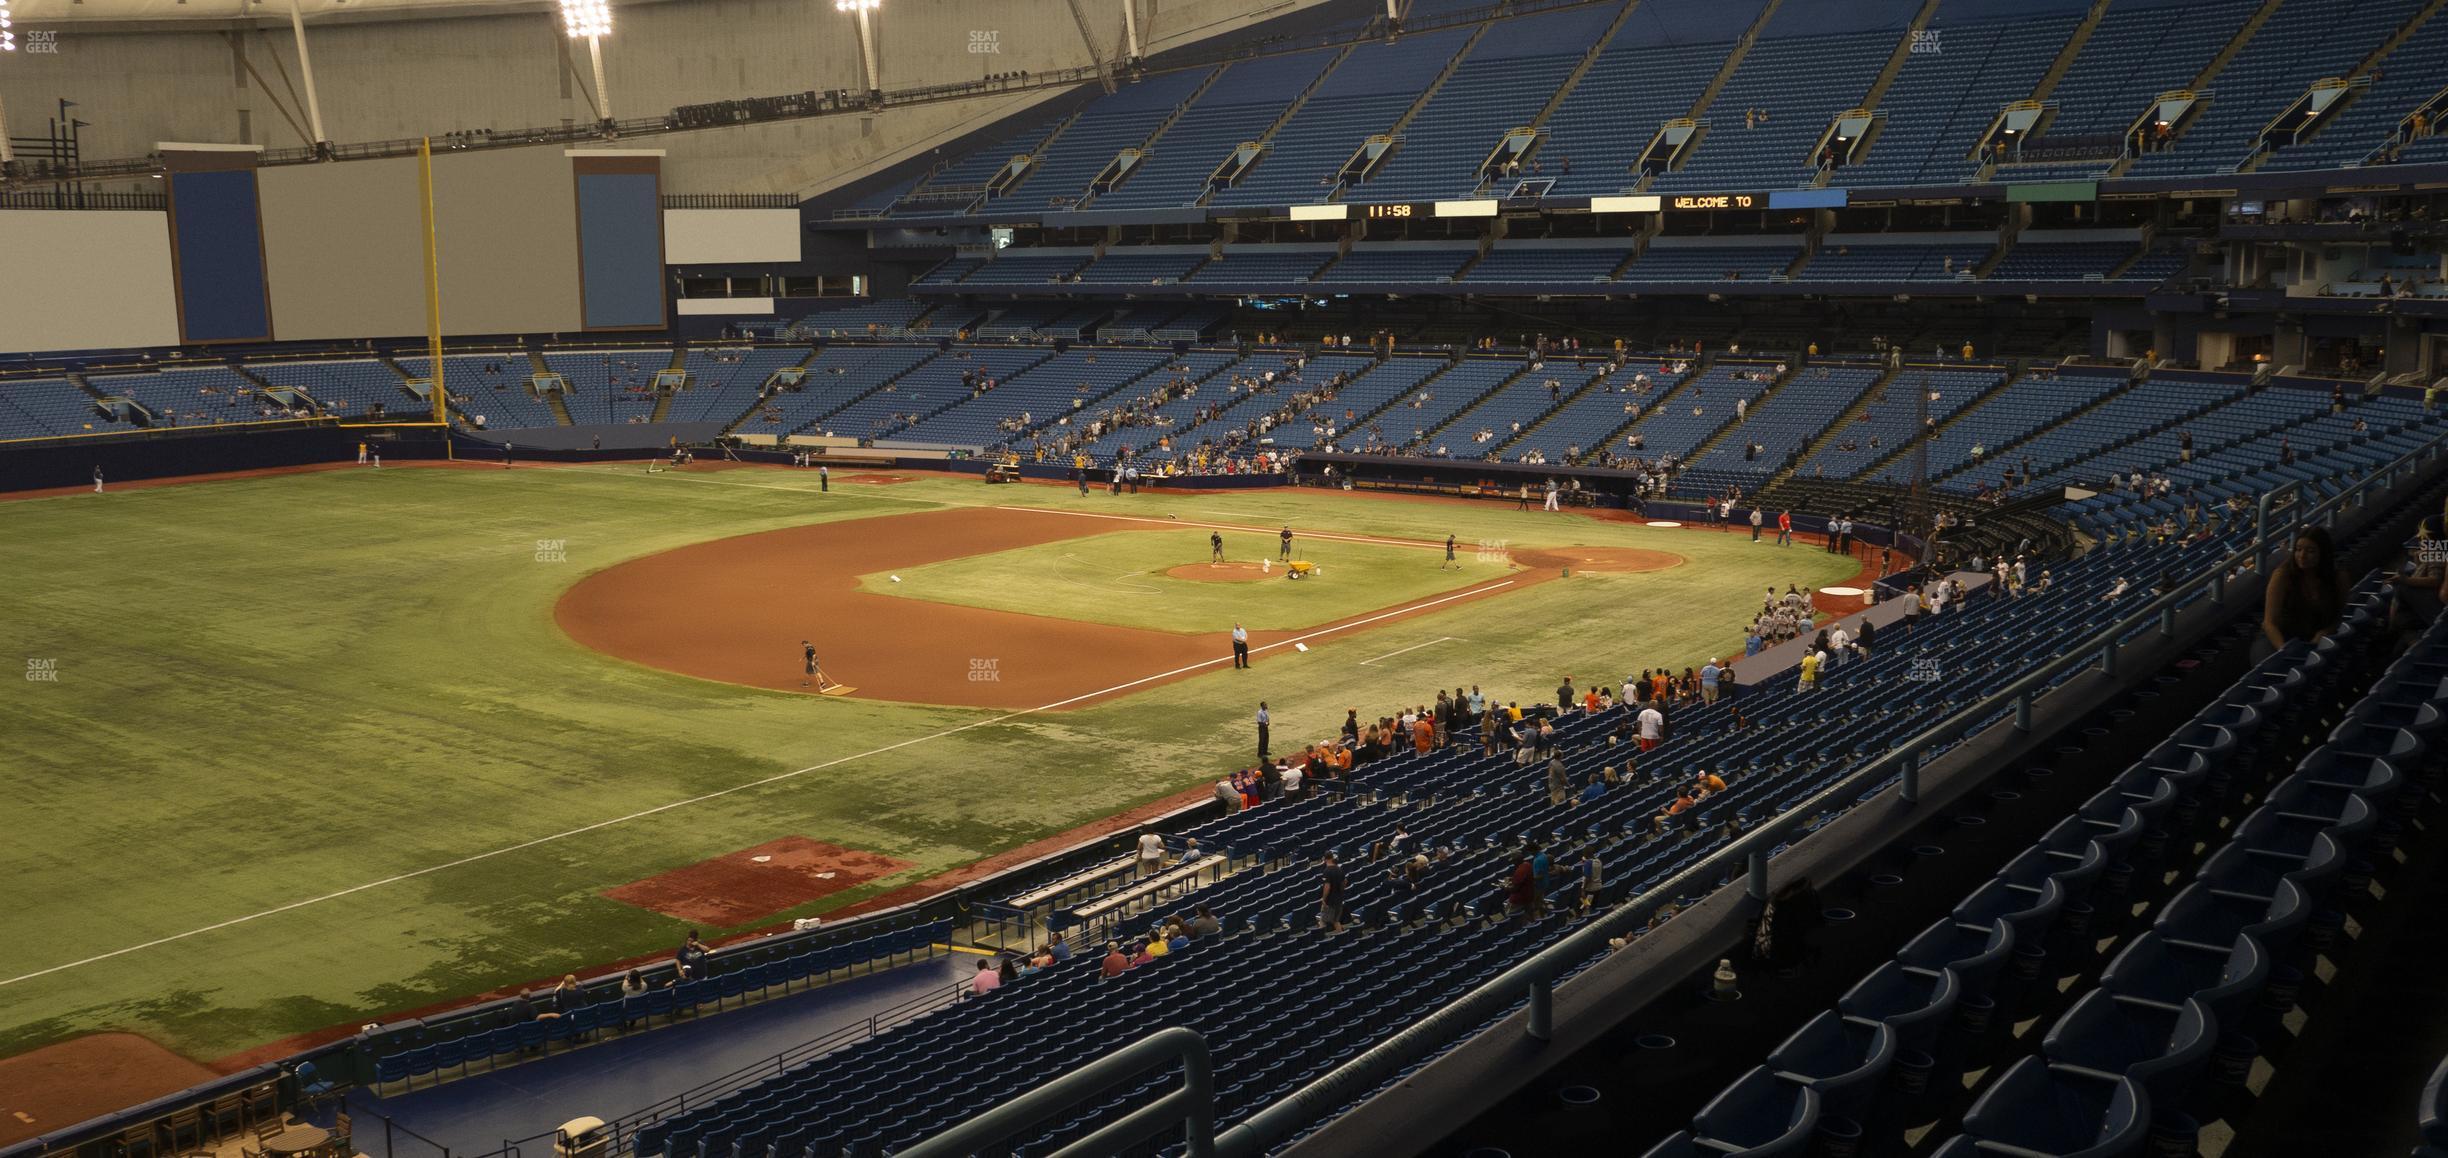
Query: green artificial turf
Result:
<box><xmin>860</xmin><ymin>527</ymin><xmax>1515</xmax><ymax>632</ymax></box>
<box><xmin>0</xmin><ymin>465</ymin><xmax>1859</xmax><ymax>1064</ymax></box>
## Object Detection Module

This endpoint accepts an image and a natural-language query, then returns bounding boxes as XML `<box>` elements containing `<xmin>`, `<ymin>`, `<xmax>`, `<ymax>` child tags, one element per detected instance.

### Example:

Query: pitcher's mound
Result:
<box><xmin>1165</xmin><ymin>561</ymin><xmax>1277</xmax><ymax>583</ymax></box>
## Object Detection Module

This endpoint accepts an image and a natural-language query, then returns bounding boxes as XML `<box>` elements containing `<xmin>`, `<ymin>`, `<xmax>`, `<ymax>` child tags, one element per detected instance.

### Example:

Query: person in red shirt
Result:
<box><xmin>1507</xmin><ymin>856</ymin><xmax>1541</xmax><ymax>920</ymax></box>
<box><xmin>1101</xmin><ymin>943</ymin><xmax>1130</xmax><ymax>978</ymax></box>
<box><xmin>1776</xmin><ymin>509</ymin><xmax>1794</xmax><ymax>547</ymax></box>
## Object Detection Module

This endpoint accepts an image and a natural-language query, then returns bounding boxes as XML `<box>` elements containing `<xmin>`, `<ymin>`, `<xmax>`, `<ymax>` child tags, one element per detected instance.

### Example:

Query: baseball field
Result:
<box><xmin>0</xmin><ymin>461</ymin><xmax>1863</xmax><ymax>1082</ymax></box>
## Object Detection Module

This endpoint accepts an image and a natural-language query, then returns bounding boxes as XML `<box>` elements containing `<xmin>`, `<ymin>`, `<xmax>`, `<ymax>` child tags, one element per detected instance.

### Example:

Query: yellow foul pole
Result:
<box><xmin>419</xmin><ymin>137</ymin><xmax>450</xmax><ymax>457</ymax></box>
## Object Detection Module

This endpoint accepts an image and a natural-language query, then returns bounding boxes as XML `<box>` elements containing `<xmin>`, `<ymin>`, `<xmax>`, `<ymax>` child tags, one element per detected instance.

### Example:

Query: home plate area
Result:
<box><xmin>602</xmin><ymin>837</ymin><xmax>913</xmax><ymax>926</ymax></box>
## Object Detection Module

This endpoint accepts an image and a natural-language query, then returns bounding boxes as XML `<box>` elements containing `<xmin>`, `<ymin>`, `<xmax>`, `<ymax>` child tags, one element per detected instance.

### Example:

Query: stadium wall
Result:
<box><xmin>0</xmin><ymin>211</ymin><xmax>182</xmax><ymax>355</ymax></box>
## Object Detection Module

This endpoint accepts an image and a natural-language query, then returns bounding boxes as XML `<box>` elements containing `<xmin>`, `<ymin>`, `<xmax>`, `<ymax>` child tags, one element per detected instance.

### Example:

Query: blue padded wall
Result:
<box><xmin>576</xmin><ymin>171</ymin><xmax>665</xmax><ymax>330</ymax></box>
<box><xmin>167</xmin><ymin>169</ymin><xmax>273</xmax><ymax>343</ymax></box>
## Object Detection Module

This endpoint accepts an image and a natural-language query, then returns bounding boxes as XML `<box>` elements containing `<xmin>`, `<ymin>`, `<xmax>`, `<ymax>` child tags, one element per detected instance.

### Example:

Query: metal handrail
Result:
<box><xmin>897</xmin><ymin>1027</ymin><xmax>1216</xmax><ymax>1158</ymax></box>
<box><xmin>929</xmin><ymin>420</ymin><xmax>2448</xmax><ymax>1158</ymax></box>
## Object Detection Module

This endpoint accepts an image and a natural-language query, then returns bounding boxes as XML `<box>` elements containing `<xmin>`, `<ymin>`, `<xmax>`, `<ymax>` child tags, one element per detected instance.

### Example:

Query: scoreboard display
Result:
<box><xmin>1666</xmin><ymin>192</ymin><xmax>1765</xmax><ymax>211</ymax></box>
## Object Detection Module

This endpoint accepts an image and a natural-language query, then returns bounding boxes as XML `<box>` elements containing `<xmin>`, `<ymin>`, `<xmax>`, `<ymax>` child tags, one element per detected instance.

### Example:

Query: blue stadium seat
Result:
<box><xmin>1837</xmin><ymin>960</ymin><xmax>1961</xmax><ymax>1062</ymax></box>
<box><xmin>2045</xmin><ymin>989</ymin><xmax>2216</xmax><ymax>1123</ymax></box>
<box><xmin>1688</xmin><ymin>1066</ymin><xmax>1817</xmax><ymax>1156</ymax></box>
<box><xmin>1765</xmin><ymin>1009</ymin><xmax>1896</xmax><ymax>1127</ymax></box>
<box><xmin>1958</xmin><ymin>1057</ymin><xmax>2148</xmax><ymax>1158</ymax></box>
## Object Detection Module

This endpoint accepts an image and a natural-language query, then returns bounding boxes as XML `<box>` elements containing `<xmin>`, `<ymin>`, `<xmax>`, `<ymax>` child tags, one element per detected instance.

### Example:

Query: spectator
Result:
<box><xmin>1318</xmin><ymin>852</ymin><xmax>1349</xmax><ymax>933</ymax></box>
<box><xmin>2261</xmin><ymin>526</ymin><xmax>2347</xmax><ymax>659</ymax></box>
<box><xmin>1506</xmin><ymin>851</ymin><xmax>1542</xmax><ymax>919</ymax></box>
<box><xmin>1048</xmin><ymin>933</ymin><xmax>1074</xmax><ymax>962</ymax></box>
<box><xmin>675</xmin><ymin>931</ymin><xmax>710</xmax><ymax>980</ymax></box>
<box><xmin>1188</xmin><ymin>905</ymin><xmax>1223</xmax><ymax>938</ymax></box>
<box><xmin>974</xmin><ymin>957</ymin><xmax>1004</xmax><ymax>995</ymax></box>
<box><xmin>545</xmin><ymin>974</ymin><xmax>583</xmax><ymax>1020</ymax></box>
<box><xmin>1101</xmin><ymin>942</ymin><xmax>1131</xmax><ymax>978</ymax></box>
<box><xmin>1137</xmin><ymin>829</ymin><xmax>1166</xmax><ymax>875</ymax></box>
<box><xmin>1547</xmin><ymin>750</ymin><xmax>1571</xmax><ymax>804</ymax></box>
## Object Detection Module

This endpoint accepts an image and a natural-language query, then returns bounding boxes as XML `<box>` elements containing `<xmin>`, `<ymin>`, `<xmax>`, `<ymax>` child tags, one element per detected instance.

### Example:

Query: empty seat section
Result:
<box><xmin>1210</xmin><ymin>28</ymin><xmax>1474</xmax><ymax>208</ymax></box>
<box><xmin>1997</xmin><ymin>0</ymin><xmax>2254</xmax><ymax>180</ymax></box>
<box><xmin>1355</xmin><ymin>4</ymin><xmax>1622</xmax><ymax>202</ymax></box>
<box><xmin>1091</xmin><ymin>50</ymin><xmax>1343</xmax><ymax>210</ymax></box>
<box><xmin>2126</xmin><ymin>0</ymin><xmax>2423</xmax><ymax>176</ymax></box>
<box><xmin>1838</xmin><ymin>13</ymin><xmax>2081</xmax><ymax>188</ymax></box>
<box><xmin>1010</xmin><ymin>67</ymin><xmax>1216</xmax><ymax>209</ymax></box>
<box><xmin>1651</xmin><ymin>2</ymin><xmax>1916</xmax><ymax>191</ymax></box>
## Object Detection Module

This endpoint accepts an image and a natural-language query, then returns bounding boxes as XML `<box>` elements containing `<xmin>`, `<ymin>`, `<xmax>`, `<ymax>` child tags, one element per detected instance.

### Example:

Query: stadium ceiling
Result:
<box><xmin>17</xmin><ymin>0</ymin><xmax>671</xmax><ymax>25</ymax></box>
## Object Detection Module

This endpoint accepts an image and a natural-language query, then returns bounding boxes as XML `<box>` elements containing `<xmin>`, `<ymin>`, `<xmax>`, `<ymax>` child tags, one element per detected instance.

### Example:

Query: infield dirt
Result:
<box><xmin>555</xmin><ymin>505</ymin><xmax>1678</xmax><ymax>709</ymax></box>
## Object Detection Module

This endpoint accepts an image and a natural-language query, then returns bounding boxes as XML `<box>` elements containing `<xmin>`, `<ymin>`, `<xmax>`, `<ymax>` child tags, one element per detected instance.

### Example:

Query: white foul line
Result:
<box><xmin>0</xmin><ymin>574</ymin><xmax>1517</xmax><ymax>989</ymax></box>
<box><xmin>1357</xmin><ymin>636</ymin><xmax>1466</xmax><ymax>666</ymax></box>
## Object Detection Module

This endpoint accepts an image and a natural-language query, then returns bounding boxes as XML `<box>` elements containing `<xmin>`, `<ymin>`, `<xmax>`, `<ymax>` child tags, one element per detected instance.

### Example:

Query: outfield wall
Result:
<box><xmin>0</xmin><ymin>424</ymin><xmax>451</xmax><ymax>493</ymax></box>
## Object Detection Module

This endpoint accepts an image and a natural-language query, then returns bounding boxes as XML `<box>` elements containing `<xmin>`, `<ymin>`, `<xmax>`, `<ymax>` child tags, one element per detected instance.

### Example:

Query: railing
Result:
<box><xmin>896</xmin><ymin>1028</ymin><xmax>1217</xmax><ymax>1158</ymax></box>
<box><xmin>660</xmin><ymin>193</ymin><xmax>799</xmax><ymax>210</ymax></box>
<box><xmin>0</xmin><ymin>190</ymin><xmax>166</xmax><ymax>210</ymax></box>
<box><xmin>606</xmin><ymin>980</ymin><xmax>970</xmax><ymax>1156</ymax></box>
<box><xmin>920</xmin><ymin>419</ymin><xmax>2448</xmax><ymax>1158</ymax></box>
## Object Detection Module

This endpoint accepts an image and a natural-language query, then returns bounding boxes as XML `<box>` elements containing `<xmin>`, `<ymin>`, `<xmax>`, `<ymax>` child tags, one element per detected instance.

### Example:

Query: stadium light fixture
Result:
<box><xmin>560</xmin><ymin>0</ymin><xmax>612</xmax><ymax>38</ymax></box>
<box><xmin>837</xmin><ymin>0</ymin><xmax>882</xmax><ymax>97</ymax></box>
<box><xmin>559</xmin><ymin>0</ymin><xmax>615</xmax><ymax>124</ymax></box>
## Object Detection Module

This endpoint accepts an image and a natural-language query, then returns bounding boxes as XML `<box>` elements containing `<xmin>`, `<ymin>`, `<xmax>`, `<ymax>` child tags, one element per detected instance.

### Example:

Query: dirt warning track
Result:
<box><xmin>555</xmin><ymin>506</ymin><xmax>1676</xmax><ymax>710</ymax></box>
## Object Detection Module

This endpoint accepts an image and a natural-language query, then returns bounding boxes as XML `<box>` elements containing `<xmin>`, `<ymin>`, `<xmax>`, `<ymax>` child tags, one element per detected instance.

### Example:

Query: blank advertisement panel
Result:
<box><xmin>432</xmin><ymin>149</ymin><xmax>584</xmax><ymax>335</ymax></box>
<box><xmin>258</xmin><ymin>156</ymin><xmax>427</xmax><ymax>341</ymax></box>
<box><xmin>0</xmin><ymin>211</ymin><xmax>181</xmax><ymax>355</ymax></box>
<box><xmin>662</xmin><ymin>209</ymin><xmax>802</xmax><ymax>266</ymax></box>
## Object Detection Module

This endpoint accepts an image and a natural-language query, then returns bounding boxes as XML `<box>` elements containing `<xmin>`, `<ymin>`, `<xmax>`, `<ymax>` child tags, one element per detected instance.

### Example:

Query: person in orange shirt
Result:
<box><xmin>1583</xmin><ymin>689</ymin><xmax>1602</xmax><ymax>715</ymax></box>
<box><xmin>1412</xmin><ymin>715</ymin><xmax>1434</xmax><ymax>755</ymax></box>
<box><xmin>1651</xmin><ymin>671</ymin><xmax>1670</xmax><ymax>701</ymax></box>
<box><xmin>1697</xmin><ymin>770</ymin><xmax>1727</xmax><ymax>794</ymax></box>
